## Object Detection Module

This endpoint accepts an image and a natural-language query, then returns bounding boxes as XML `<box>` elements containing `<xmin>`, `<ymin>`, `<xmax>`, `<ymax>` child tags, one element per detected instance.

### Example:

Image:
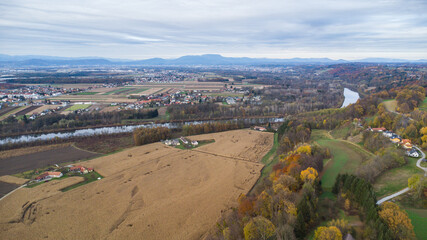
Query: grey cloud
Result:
<box><xmin>0</xmin><ymin>0</ymin><xmax>426</xmax><ymax>59</ymax></box>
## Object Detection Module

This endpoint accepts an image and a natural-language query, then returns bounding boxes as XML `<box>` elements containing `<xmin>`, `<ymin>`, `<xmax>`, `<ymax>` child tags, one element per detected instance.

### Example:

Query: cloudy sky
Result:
<box><xmin>1</xmin><ymin>0</ymin><xmax>426</xmax><ymax>60</ymax></box>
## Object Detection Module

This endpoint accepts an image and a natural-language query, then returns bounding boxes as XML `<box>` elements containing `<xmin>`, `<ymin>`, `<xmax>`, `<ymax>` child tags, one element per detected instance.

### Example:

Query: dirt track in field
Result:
<box><xmin>0</xmin><ymin>129</ymin><xmax>273</xmax><ymax>240</ymax></box>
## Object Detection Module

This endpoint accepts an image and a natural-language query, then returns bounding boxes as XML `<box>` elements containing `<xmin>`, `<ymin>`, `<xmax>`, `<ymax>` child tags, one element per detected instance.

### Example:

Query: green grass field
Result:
<box><xmin>73</xmin><ymin>92</ymin><xmax>99</xmax><ymax>95</ymax></box>
<box><xmin>404</xmin><ymin>208</ymin><xmax>427</xmax><ymax>239</ymax></box>
<box><xmin>60</xmin><ymin>171</ymin><xmax>103</xmax><ymax>192</ymax></box>
<box><xmin>373</xmin><ymin>157</ymin><xmax>423</xmax><ymax>198</ymax></box>
<box><xmin>311</xmin><ymin>130</ymin><xmax>369</xmax><ymax>190</ymax></box>
<box><xmin>418</xmin><ymin>97</ymin><xmax>427</xmax><ymax>112</ymax></box>
<box><xmin>65</xmin><ymin>104</ymin><xmax>91</xmax><ymax>111</ymax></box>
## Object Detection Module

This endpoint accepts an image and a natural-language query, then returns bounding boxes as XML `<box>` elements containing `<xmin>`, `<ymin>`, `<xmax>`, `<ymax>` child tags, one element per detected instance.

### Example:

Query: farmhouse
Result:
<box><xmin>191</xmin><ymin>140</ymin><xmax>199</xmax><ymax>146</ymax></box>
<box><xmin>406</xmin><ymin>149</ymin><xmax>419</xmax><ymax>158</ymax></box>
<box><xmin>180</xmin><ymin>137</ymin><xmax>189</xmax><ymax>145</ymax></box>
<box><xmin>35</xmin><ymin>171</ymin><xmax>63</xmax><ymax>181</ymax></box>
<box><xmin>254</xmin><ymin>126</ymin><xmax>267</xmax><ymax>131</ymax></box>
<box><xmin>370</xmin><ymin>127</ymin><xmax>386</xmax><ymax>132</ymax></box>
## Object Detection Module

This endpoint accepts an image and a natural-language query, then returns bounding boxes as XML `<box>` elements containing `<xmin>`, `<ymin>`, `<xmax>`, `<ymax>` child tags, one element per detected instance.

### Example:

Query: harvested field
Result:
<box><xmin>0</xmin><ymin>146</ymin><xmax>100</xmax><ymax>176</ymax></box>
<box><xmin>0</xmin><ymin>130</ymin><xmax>272</xmax><ymax>240</ymax></box>
<box><xmin>133</xmin><ymin>87</ymin><xmax>162</xmax><ymax>96</ymax></box>
<box><xmin>189</xmin><ymin>129</ymin><xmax>274</xmax><ymax>162</ymax></box>
<box><xmin>0</xmin><ymin>175</ymin><xmax>28</xmax><ymax>185</ymax></box>
<box><xmin>14</xmin><ymin>106</ymin><xmax>41</xmax><ymax>116</ymax></box>
<box><xmin>25</xmin><ymin>105</ymin><xmax>63</xmax><ymax>115</ymax></box>
<box><xmin>52</xmin><ymin>94</ymin><xmax>137</xmax><ymax>103</ymax></box>
<box><xmin>0</xmin><ymin>143</ymin><xmax>71</xmax><ymax>159</ymax></box>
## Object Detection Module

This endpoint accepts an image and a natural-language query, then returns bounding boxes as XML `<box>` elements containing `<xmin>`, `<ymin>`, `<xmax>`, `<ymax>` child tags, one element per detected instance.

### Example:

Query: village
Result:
<box><xmin>369</xmin><ymin>127</ymin><xmax>421</xmax><ymax>158</ymax></box>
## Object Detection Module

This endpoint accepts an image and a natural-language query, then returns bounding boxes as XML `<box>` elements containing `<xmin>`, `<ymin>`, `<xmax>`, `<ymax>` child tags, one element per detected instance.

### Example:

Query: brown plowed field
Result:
<box><xmin>0</xmin><ymin>146</ymin><xmax>100</xmax><ymax>176</ymax></box>
<box><xmin>14</xmin><ymin>106</ymin><xmax>41</xmax><ymax>116</ymax></box>
<box><xmin>0</xmin><ymin>130</ymin><xmax>273</xmax><ymax>240</ymax></box>
<box><xmin>0</xmin><ymin>181</ymin><xmax>19</xmax><ymax>198</ymax></box>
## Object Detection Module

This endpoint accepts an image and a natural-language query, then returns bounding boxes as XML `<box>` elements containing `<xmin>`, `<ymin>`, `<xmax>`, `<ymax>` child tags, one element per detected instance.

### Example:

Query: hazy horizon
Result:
<box><xmin>1</xmin><ymin>0</ymin><xmax>427</xmax><ymax>60</ymax></box>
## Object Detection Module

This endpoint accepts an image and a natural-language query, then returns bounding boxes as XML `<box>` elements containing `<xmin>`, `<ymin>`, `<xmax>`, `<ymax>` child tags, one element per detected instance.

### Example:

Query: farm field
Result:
<box><xmin>311</xmin><ymin>130</ymin><xmax>370</xmax><ymax>189</ymax></box>
<box><xmin>65</xmin><ymin>104</ymin><xmax>91</xmax><ymax>111</ymax></box>
<box><xmin>0</xmin><ymin>143</ymin><xmax>71</xmax><ymax>159</ymax></box>
<box><xmin>0</xmin><ymin>181</ymin><xmax>19</xmax><ymax>198</ymax></box>
<box><xmin>73</xmin><ymin>92</ymin><xmax>99</xmax><ymax>95</ymax></box>
<box><xmin>51</xmin><ymin>94</ymin><xmax>137</xmax><ymax>103</ymax></box>
<box><xmin>0</xmin><ymin>146</ymin><xmax>100</xmax><ymax>176</ymax></box>
<box><xmin>0</xmin><ymin>129</ymin><xmax>271</xmax><ymax>240</ymax></box>
<box><xmin>14</xmin><ymin>105</ymin><xmax>41</xmax><ymax>116</ymax></box>
<box><xmin>25</xmin><ymin>104</ymin><xmax>63</xmax><ymax>115</ymax></box>
<box><xmin>0</xmin><ymin>106</ymin><xmax>27</xmax><ymax>120</ymax></box>
<box><xmin>0</xmin><ymin>106</ymin><xmax>19</xmax><ymax>119</ymax></box>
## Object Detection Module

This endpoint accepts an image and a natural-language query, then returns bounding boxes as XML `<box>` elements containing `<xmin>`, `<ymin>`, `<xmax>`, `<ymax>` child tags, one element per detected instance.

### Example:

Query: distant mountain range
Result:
<box><xmin>0</xmin><ymin>54</ymin><xmax>426</xmax><ymax>67</ymax></box>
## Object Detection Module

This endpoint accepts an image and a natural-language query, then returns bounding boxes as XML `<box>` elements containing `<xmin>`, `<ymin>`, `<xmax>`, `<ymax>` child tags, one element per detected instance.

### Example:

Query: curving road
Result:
<box><xmin>377</xmin><ymin>146</ymin><xmax>426</xmax><ymax>205</ymax></box>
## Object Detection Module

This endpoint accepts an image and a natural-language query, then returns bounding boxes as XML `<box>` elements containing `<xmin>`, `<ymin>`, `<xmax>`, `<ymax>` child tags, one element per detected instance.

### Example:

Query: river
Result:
<box><xmin>0</xmin><ymin>117</ymin><xmax>284</xmax><ymax>146</ymax></box>
<box><xmin>341</xmin><ymin>88</ymin><xmax>360</xmax><ymax>108</ymax></box>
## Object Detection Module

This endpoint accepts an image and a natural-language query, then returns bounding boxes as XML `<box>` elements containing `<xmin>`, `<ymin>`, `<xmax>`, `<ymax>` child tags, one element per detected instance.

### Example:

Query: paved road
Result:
<box><xmin>413</xmin><ymin>146</ymin><xmax>427</xmax><ymax>176</ymax></box>
<box><xmin>377</xmin><ymin>146</ymin><xmax>426</xmax><ymax>204</ymax></box>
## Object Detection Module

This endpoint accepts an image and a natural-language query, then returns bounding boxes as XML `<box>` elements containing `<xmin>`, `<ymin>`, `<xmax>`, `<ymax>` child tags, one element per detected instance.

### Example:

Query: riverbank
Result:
<box><xmin>0</xmin><ymin>116</ymin><xmax>284</xmax><ymax>146</ymax></box>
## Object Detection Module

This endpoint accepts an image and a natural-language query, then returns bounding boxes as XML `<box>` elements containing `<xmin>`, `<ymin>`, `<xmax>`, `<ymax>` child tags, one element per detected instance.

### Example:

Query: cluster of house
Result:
<box><xmin>370</xmin><ymin>127</ymin><xmax>419</xmax><ymax>158</ymax></box>
<box><xmin>68</xmin><ymin>165</ymin><xmax>94</xmax><ymax>174</ymax></box>
<box><xmin>0</xmin><ymin>85</ymin><xmax>83</xmax><ymax>103</ymax></box>
<box><xmin>164</xmin><ymin>137</ymin><xmax>198</xmax><ymax>147</ymax></box>
<box><xmin>34</xmin><ymin>165</ymin><xmax>94</xmax><ymax>182</ymax></box>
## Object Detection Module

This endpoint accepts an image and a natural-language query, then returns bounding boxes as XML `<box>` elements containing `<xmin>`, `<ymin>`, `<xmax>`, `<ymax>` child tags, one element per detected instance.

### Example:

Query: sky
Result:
<box><xmin>1</xmin><ymin>0</ymin><xmax>427</xmax><ymax>60</ymax></box>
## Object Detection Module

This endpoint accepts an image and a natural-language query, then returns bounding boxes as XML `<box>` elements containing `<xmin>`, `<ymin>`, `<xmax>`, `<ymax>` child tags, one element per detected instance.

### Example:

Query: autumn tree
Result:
<box><xmin>313</xmin><ymin>226</ymin><xmax>342</xmax><ymax>240</ymax></box>
<box><xmin>243</xmin><ymin>216</ymin><xmax>276</xmax><ymax>240</ymax></box>
<box><xmin>408</xmin><ymin>174</ymin><xmax>425</xmax><ymax>200</ymax></box>
<box><xmin>328</xmin><ymin>219</ymin><xmax>350</xmax><ymax>236</ymax></box>
<box><xmin>396</xmin><ymin>85</ymin><xmax>425</xmax><ymax>113</ymax></box>
<box><xmin>300</xmin><ymin>167</ymin><xmax>318</xmax><ymax>183</ymax></box>
<box><xmin>379</xmin><ymin>202</ymin><xmax>415</xmax><ymax>240</ymax></box>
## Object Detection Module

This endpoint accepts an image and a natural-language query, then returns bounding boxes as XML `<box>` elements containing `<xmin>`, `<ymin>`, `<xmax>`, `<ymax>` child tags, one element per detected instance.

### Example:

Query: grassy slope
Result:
<box><xmin>373</xmin><ymin>156</ymin><xmax>423</xmax><ymax>198</ymax></box>
<box><xmin>382</xmin><ymin>99</ymin><xmax>397</xmax><ymax>112</ymax></box>
<box><xmin>251</xmin><ymin>132</ymin><xmax>279</xmax><ymax>190</ymax></box>
<box><xmin>311</xmin><ymin>130</ymin><xmax>369</xmax><ymax>190</ymax></box>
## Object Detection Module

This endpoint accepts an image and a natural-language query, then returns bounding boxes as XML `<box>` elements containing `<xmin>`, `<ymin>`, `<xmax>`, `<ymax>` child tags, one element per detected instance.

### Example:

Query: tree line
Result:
<box><xmin>332</xmin><ymin>174</ymin><xmax>415</xmax><ymax>240</ymax></box>
<box><xmin>0</xmin><ymin>109</ymin><xmax>158</xmax><ymax>136</ymax></box>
